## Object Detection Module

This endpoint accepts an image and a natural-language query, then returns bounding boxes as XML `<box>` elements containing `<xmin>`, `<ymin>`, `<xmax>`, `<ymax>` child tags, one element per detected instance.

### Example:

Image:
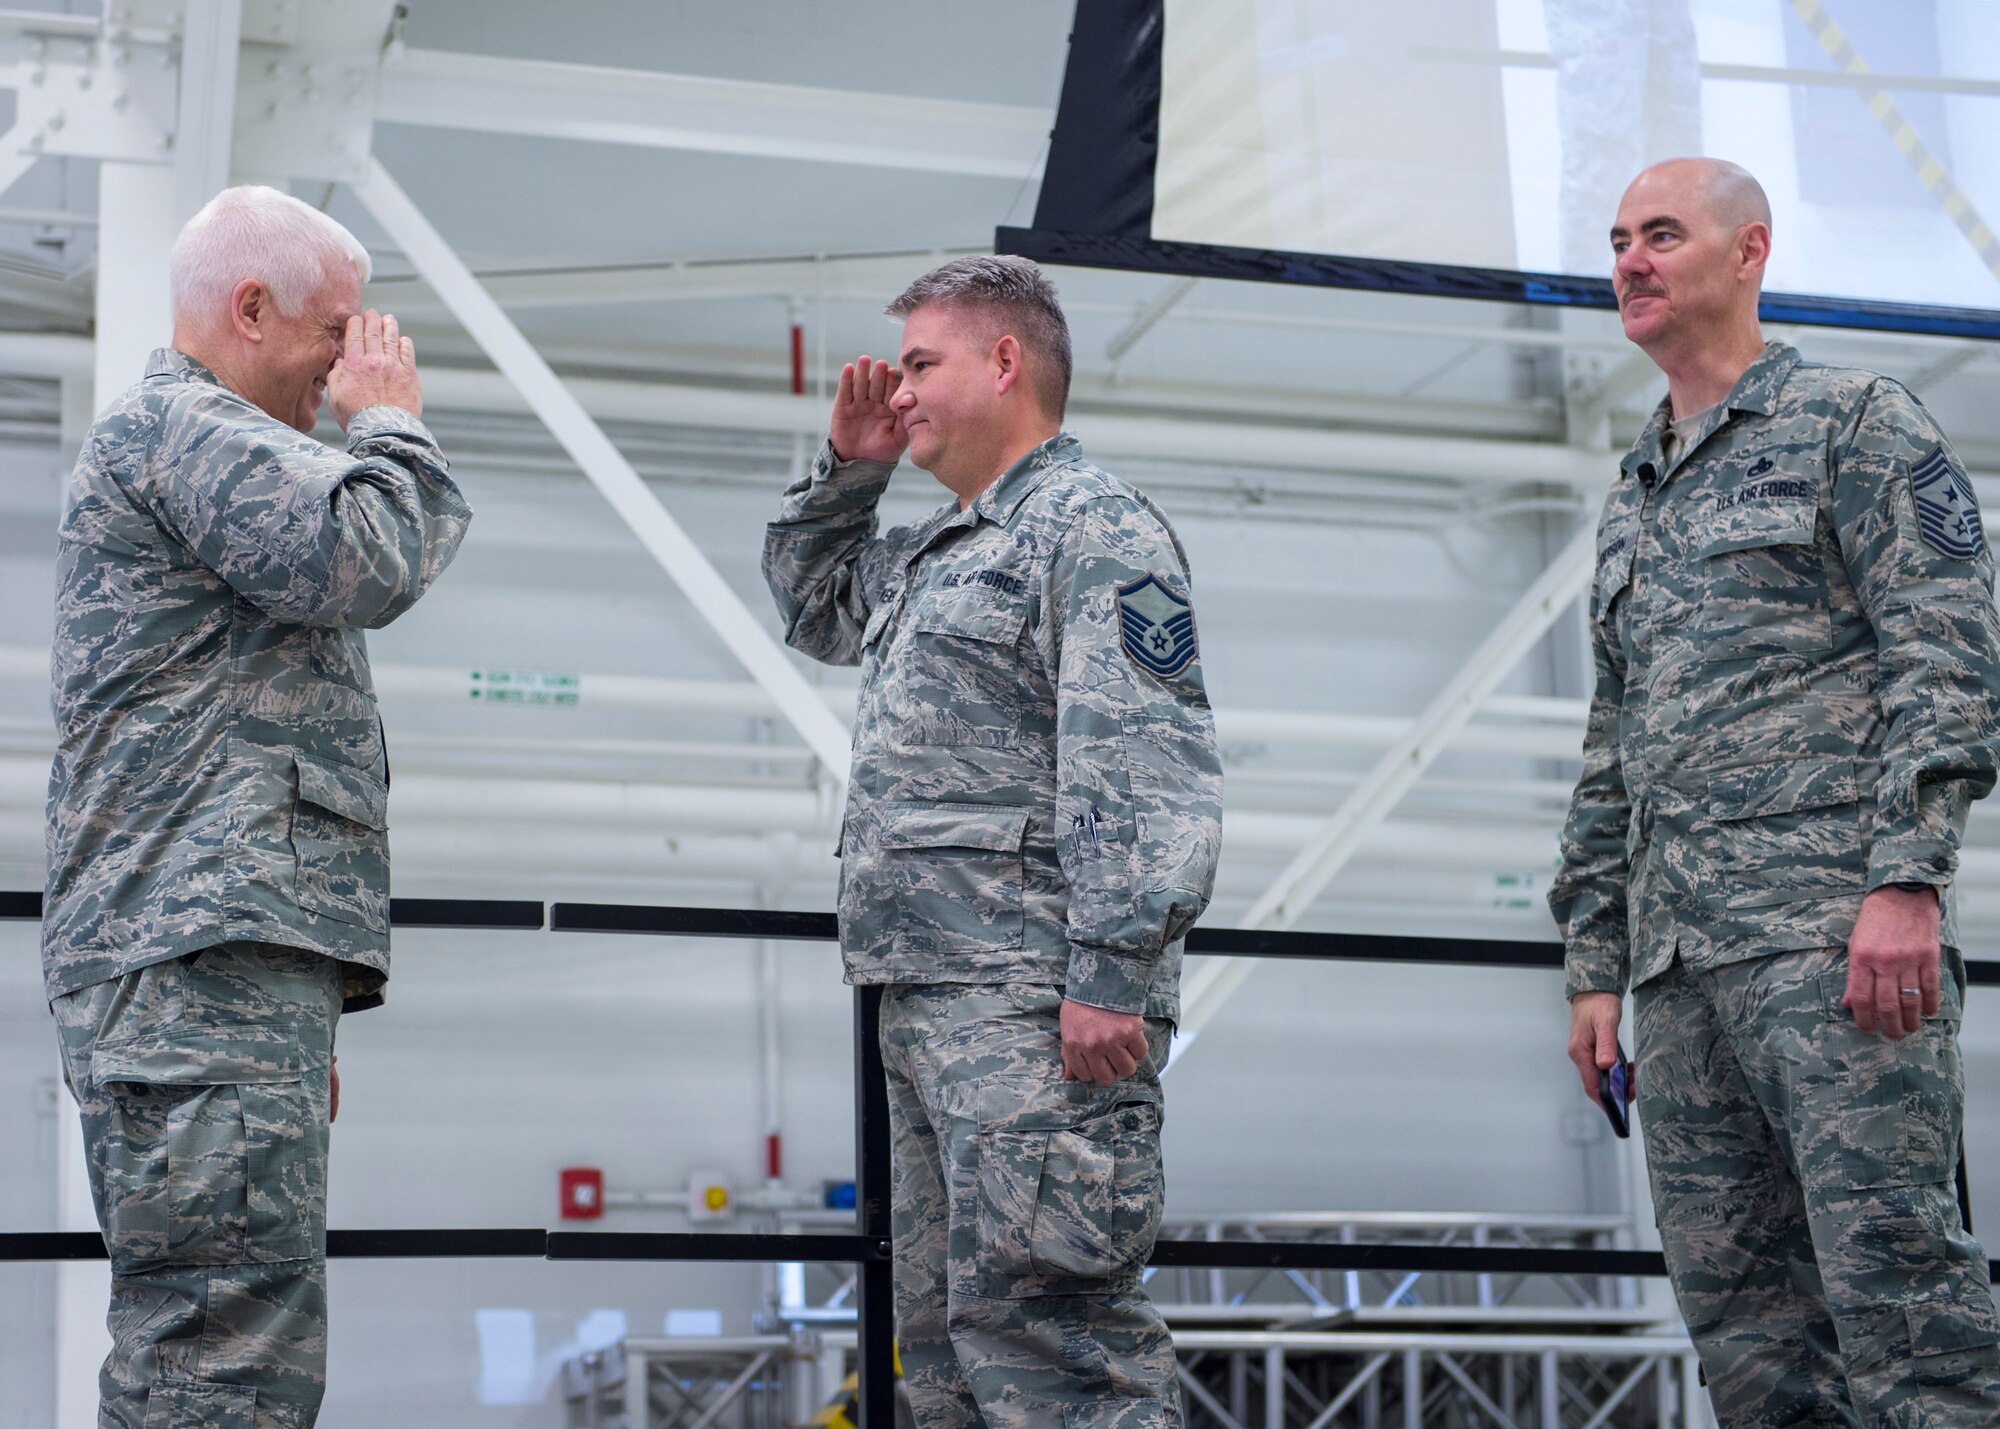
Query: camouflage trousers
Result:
<box><xmin>51</xmin><ymin>942</ymin><xmax>343</xmax><ymax>1429</ymax></box>
<box><xmin>1634</xmin><ymin>946</ymin><xmax>2000</xmax><ymax>1427</ymax></box>
<box><xmin>878</xmin><ymin>983</ymin><xmax>1182</xmax><ymax>1428</ymax></box>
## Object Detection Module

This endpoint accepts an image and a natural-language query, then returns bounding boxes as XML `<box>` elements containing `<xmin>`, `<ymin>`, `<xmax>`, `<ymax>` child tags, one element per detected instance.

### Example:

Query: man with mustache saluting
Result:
<box><xmin>1550</xmin><ymin>157</ymin><xmax>2000</xmax><ymax>1424</ymax></box>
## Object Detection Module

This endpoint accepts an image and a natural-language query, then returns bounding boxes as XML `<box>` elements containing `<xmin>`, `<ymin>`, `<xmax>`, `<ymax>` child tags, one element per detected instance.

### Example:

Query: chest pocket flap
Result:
<box><xmin>879</xmin><ymin>801</ymin><xmax>1031</xmax><ymax>851</ymax></box>
<box><xmin>1708</xmin><ymin>756</ymin><xmax>1858</xmax><ymax>822</ymax></box>
<box><xmin>296</xmin><ymin>752</ymin><xmax>388</xmax><ymax>831</ymax></box>
<box><xmin>1696</xmin><ymin>503</ymin><xmax>1816</xmax><ymax>559</ymax></box>
<box><xmin>911</xmin><ymin>582</ymin><xmax>1029</xmax><ymax>645</ymax></box>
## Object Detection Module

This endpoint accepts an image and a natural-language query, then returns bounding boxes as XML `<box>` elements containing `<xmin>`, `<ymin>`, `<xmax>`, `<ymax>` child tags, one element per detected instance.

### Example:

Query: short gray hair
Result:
<box><xmin>886</xmin><ymin>255</ymin><xmax>1073</xmax><ymax>418</ymax></box>
<box><xmin>170</xmin><ymin>185</ymin><xmax>371</xmax><ymax>328</ymax></box>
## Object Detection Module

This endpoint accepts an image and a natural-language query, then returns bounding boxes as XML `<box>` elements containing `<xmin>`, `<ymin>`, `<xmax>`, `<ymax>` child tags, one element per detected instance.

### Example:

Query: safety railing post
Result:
<box><xmin>853</xmin><ymin>984</ymin><xmax>897</xmax><ymax>1429</ymax></box>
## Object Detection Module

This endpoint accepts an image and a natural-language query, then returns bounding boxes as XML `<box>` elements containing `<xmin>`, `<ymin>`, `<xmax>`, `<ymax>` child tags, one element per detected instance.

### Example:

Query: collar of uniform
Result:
<box><xmin>1620</xmin><ymin>402</ymin><xmax>1671</xmax><ymax>482</ymax></box>
<box><xmin>144</xmin><ymin>347</ymin><xmax>225</xmax><ymax>386</ymax></box>
<box><xmin>971</xmin><ymin>431</ymin><xmax>1081</xmax><ymax>527</ymax></box>
<box><xmin>1617</xmin><ymin>340</ymin><xmax>1800</xmax><ymax>480</ymax></box>
<box><xmin>1723</xmin><ymin>340</ymin><xmax>1800</xmax><ymax>417</ymax></box>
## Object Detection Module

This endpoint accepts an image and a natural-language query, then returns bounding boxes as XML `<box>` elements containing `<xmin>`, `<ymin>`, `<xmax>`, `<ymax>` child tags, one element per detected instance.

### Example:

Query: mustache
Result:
<box><xmin>1620</xmin><ymin>283</ymin><xmax>1665</xmax><ymax>303</ymax></box>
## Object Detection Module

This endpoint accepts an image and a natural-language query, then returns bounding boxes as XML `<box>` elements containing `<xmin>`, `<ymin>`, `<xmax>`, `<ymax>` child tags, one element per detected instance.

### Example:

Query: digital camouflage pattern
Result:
<box><xmin>1550</xmin><ymin>341</ymin><xmax>2000</xmax><ymax>1423</ymax></box>
<box><xmin>764</xmin><ymin>433</ymin><xmax>1223</xmax><ymax>1019</ymax></box>
<box><xmin>1550</xmin><ymin>342</ymin><xmax>2000</xmax><ymax>998</ymax></box>
<box><xmin>52</xmin><ymin>942</ymin><xmax>343</xmax><ymax>1429</ymax></box>
<box><xmin>1635</xmin><ymin>947</ymin><xmax>2000</xmax><ymax>1425</ymax></box>
<box><xmin>879</xmin><ymin>983</ymin><xmax>1179</xmax><ymax>1429</ymax></box>
<box><xmin>45</xmin><ymin>349</ymin><xmax>471</xmax><ymax>1012</ymax></box>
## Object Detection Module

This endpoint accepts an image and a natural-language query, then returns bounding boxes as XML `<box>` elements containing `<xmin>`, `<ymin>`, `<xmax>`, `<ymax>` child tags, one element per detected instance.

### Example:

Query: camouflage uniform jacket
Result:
<box><xmin>1550</xmin><ymin>341</ymin><xmax>2000</xmax><ymax>998</ymax></box>
<box><xmin>764</xmin><ymin>433</ymin><xmax>1223</xmax><ymax>1021</ymax></box>
<box><xmin>44</xmin><ymin>349</ymin><xmax>472</xmax><ymax>1011</ymax></box>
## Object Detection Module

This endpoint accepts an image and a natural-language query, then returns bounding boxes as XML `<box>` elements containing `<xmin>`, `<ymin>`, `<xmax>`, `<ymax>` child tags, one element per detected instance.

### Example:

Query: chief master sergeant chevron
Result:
<box><xmin>764</xmin><ymin>255</ymin><xmax>1222</xmax><ymax>1428</ymax></box>
<box><xmin>1549</xmin><ymin>158</ymin><xmax>2000</xmax><ymax>1425</ymax></box>
<box><xmin>43</xmin><ymin>186</ymin><xmax>470</xmax><ymax>1428</ymax></box>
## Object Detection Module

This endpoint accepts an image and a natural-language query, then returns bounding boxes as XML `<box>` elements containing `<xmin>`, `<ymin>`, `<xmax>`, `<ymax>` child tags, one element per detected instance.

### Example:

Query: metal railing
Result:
<box><xmin>5</xmin><ymin>891</ymin><xmax>1993</xmax><ymax>1426</ymax></box>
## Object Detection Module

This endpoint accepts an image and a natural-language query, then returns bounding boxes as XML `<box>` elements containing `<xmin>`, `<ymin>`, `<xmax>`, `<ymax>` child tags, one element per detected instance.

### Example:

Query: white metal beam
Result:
<box><xmin>1566</xmin><ymin>352</ymin><xmax>1660</xmax><ymax>449</ymax></box>
<box><xmin>172</xmin><ymin>0</ymin><xmax>242</xmax><ymax>222</ymax></box>
<box><xmin>348</xmin><ymin>158</ymin><xmax>853</xmax><ymax>776</ymax></box>
<box><xmin>365</xmin><ymin>249</ymin><xmax>980</xmax><ymax>317</ymax></box>
<box><xmin>415</xmin><ymin>365</ymin><xmax>1616</xmax><ymax>489</ymax></box>
<box><xmin>1172</xmin><ymin>522</ymin><xmax>1597</xmax><ymax>1059</ymax></box>
<box><xmin>93</xmin><ymin>162</ymin><xmax>177</xmax><ymax>415</ymax></box>
<box><xmin>1107</xmin><ymin>277</ymin><xmax>1200</xmax><ymax>364</ymax></box>
<box><xmin>375</xmin><ymin>47</ymin><xmax>1047</xmax><ymax>180</ymax></box>
<box><xmin>0</xmin><ymin>121</ymin><xmax>42</xmax><ymax>204</ymax></box>
<box><xmin>1244</xmin><ymin>520</ymin><xmax>1592</xmax><ymax>924</ymax></box>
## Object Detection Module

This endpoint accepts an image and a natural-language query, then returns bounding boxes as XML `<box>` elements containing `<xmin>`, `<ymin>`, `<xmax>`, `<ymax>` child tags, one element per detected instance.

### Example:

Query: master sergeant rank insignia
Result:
<box><xmin>1911</xmin><ymin>444</ymin><xmax>1985</xmax><ymax>560</ymax></box>
<box><xmin>1117</xmin><ymin>573</ymin><xmax>1198</xmax><ymax>678</ymax></box>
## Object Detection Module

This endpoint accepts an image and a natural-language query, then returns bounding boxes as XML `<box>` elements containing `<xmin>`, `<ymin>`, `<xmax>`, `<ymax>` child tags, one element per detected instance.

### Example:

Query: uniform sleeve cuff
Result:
<box><xmin>1866</xmin><ymin>838</ymin><xmax>1956</xmax><ymax>891</ymax></box>
<box><xmin>822</xmin><ymin>438</ymin><xmax>898</xmax><ymax>483</ymax></box>
<box><xmin>1563</xmin><ymin>949</ymin><xmax>1627</xmax><ymax>1001</ymax></box>
<box><xmin>1565</xmin><ymin>975</ymin><xmax>1624</xmax><ymax>1000</ymax></box>
<box><xmin>1064</xmin><ymin>944</ymin><xmax>1151</xmax><ymax>1015</ymax></box>
<box><xmin>346</xmin><ymin>403</ymin><xmax>434</xmax><ymax>446</ymax></box>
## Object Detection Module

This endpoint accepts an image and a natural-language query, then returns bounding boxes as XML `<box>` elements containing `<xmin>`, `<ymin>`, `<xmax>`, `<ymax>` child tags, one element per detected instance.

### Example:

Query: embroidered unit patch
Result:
<box><xmin>1911</xmin><ymin>445</ymin><xmax>1984</xmax><ymax>559</ymax></box>
<box><xmin>1117</xmin><ymin>573</ymin><xmax>1197</xmax><ymax>678</ymax></box>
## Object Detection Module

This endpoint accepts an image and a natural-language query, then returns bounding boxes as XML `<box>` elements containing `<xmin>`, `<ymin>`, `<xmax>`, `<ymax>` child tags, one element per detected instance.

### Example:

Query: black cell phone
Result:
<box><xmin>1597</xmin><ymin>1046</ymin><xmax>1635</xmax><ymax>1139</ymax></box>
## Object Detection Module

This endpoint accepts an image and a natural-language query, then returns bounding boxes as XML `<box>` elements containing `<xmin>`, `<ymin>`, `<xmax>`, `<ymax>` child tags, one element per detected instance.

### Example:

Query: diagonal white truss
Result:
<box><xmin>1173</xmin><ymin>522</ymin><xmax>1597</xmax><ymax>1061</ymax></box>
<box><xmin>349</xmin><ymin>158</ymin><xmax>853</xmax><ymax>778</ymax></box>
<box><xmin>376</xmin><ymin>47</ymin><xmax>1048</xmax><ymax>179</ymax></box>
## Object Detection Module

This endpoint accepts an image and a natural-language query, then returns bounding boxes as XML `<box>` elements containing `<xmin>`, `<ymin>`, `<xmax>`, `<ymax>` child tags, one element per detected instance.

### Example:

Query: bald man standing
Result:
<box><xmin>1550</xmin><ymin>158</ymin><xmax>2000</xmax><ymax>1424</ymax></box>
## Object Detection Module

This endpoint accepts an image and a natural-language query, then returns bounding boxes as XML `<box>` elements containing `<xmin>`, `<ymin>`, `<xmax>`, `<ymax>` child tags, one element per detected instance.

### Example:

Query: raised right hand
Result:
<box><xmin>328</xmin><ymin>309</ymin><xmax>422</xmax><ymax>430</ymax></box>
<box><xmin>1567</xmin><ymin>991</ymin><xmax>1623</xmax><ymax>1108</ymax></box>
<box><xmin>829</xmin><ymin>355</ymin><xmax>906</xmax><ymax>464</ymax></box>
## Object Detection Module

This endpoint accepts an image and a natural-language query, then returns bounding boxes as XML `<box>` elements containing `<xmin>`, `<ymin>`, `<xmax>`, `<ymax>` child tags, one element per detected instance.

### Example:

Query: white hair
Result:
<box><xmin>170</xmin><ymin>185</ymin><xmax>371</xmax><ymax>327</ymax></box>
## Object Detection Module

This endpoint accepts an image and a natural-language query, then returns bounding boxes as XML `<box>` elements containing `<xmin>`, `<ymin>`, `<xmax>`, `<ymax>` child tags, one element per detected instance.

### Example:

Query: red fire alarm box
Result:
<box><xmin>559</xmin><ymin>1166</ymin><xmax>605</xmax><ymax>1220</ymax></box>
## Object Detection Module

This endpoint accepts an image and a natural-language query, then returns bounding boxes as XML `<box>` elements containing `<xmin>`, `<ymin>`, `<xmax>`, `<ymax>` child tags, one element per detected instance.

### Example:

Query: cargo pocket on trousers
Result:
<box><xmin>1064</xmin><ymin>1398</ymin><xmax>1171</xmax><ymax>1429</ymax></box>
<box><xmin>92</xmin><ymin>1029</ymin><xmax>319</xmax><ymax>1267</ymax></box>
<box><xmin>1809</xmin><ymin>968</ymin><xmax>1963</xmax><ymax>1189</ymax></box>
<box><xmin>1908</xmin><ymin>1285</ymin><xmax>2000</xmax><ymax>1384</ymax></box>
<box><xmin>975</xmin><ymin>1101</ymin><xmax>1164</xmax><ymax>1298</ymax></box>
<box><xmin>144</xmin><ymin>1381</ymin><xmax>256</xmax><ymax>1429</ymax></box>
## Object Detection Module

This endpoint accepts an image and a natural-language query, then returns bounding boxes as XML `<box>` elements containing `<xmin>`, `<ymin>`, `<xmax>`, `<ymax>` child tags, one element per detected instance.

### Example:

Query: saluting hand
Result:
<box><xmin>327</xmin><ymin>308</ymin><xmax>422</xmax><ymax>431</ymax></box>
<box><xmin>829</xmin><ymin>355</ymin><xmax>906</xmax><ymax>465</ymax></box>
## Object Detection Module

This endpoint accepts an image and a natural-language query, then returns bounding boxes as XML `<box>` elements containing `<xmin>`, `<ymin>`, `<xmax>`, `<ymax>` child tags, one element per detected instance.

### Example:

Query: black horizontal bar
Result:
<box><xmin>0</xmin><ymin>892</ymin><xmax>551</xmax><ymax>930</ymax></box>
<box><xmin>0</xmin><ymin>1231</ymin><xmax>104</xmax><ymax>1259</ymax></box>
<box><xmin>1150</xmin><ymin>1240</ymin><xmax>1664</xmax><ymax>1278</ymax></box>
<box><xmin>386</xmin><ymin>898</ymin><xmax>545</xmax><ymax>930</ymax></box>
<box><xmin>14</xmin><ymin>891</ymin><xmax>2000</xmax><ymax>982</ymax></box>
<box><xmin>1186</xmin><ymin>925</ymin><xmax>1561</xmax><ymax>968</ymax></box>
<box><xmin>329</xmin><ymin>1228</ymin><xmax>547</xmax><ymax>1258</ymax></box>
<box><xmin>551</xmin><ymin>902</ymin><xmax>838</xmax><ymax>940</ymax></box>
<box><xmin>4</xmin><ymin>1226</ymin><xmax>1993</xmax><ymax>1282</ymax></box>
<box><xmin>995</xmin><ymin>227</ymin><xmax>2000</xmax><ymax>341</ymax></box>
<box><xmin>547</xmin><ymin>1231</ymin><xmax>885</xmax><ymax>1263</ymax></box>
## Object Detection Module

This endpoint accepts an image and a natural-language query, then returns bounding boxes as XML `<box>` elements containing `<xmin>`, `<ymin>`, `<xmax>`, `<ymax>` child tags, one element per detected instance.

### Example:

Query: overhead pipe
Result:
<box><xmin>0</xmin><ymin>644</ymin><xmax>1591</xmax><ymax>761</ymax></box>
<box><xmin>413</xmin><ymin>366</ymin><xmax>1618</xmax><ymax>490</ymax></box>
<box><xmin>0</xmin><ymin>754</ymin><xmax>1562</xmax><ymax>860</ymax></box>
